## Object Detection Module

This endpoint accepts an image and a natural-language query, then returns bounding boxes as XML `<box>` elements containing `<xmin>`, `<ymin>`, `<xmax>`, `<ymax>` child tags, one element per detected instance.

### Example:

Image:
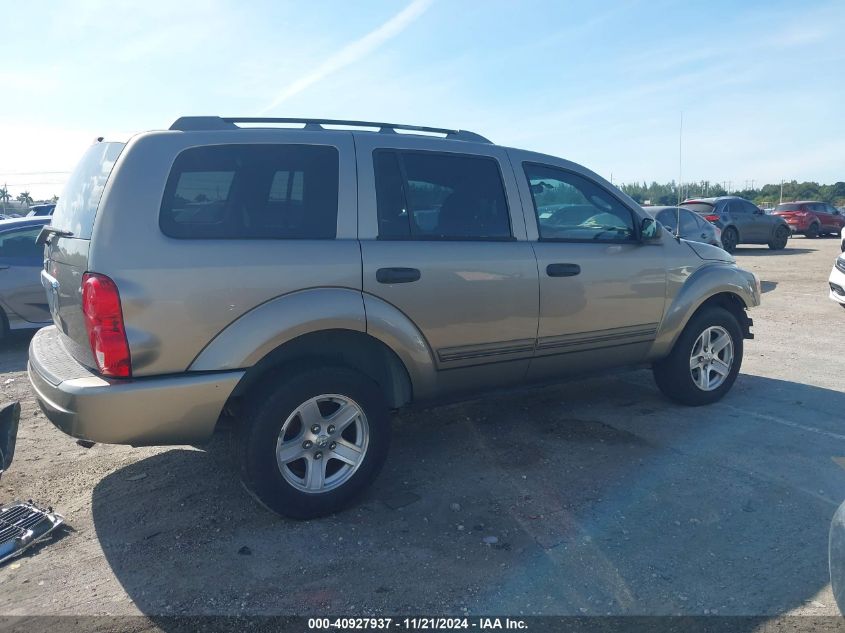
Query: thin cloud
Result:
<box><xmin>258</xmin><ymin>0</ymin><xmax>432</xmax><ymax>114</ymax></box>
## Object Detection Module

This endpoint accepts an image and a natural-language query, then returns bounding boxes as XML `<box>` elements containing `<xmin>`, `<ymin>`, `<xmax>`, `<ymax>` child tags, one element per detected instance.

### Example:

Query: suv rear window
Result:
<box><xmin>52</xmin><ymin>142</ymin><xmax>125</xmax><ymax>239</ymax></box>
<box><xmin>160</xmin><ymin>144</ymin><xmax>339</xmax><ymax>239</ymax></box>
<box><xmin>679</xmin><ymin>202</ymin><xmax>716</xmax><ymax>214</ymax></box>
<box><xmin>775</xmin><ymin>203</ymin><xmax>802</xmax><ymax>211</ymax></box>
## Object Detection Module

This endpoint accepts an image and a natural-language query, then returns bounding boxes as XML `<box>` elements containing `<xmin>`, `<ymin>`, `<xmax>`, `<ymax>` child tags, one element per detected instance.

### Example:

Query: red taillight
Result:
<box><xmin>81</xmin><ymin>273</ymin><xmax>131</xmax><ymax>378</ymax></box>
<box><xmin>704</xmin><ymin>214</ymin><xmax>719</xmax><ymax>222</ymax></box>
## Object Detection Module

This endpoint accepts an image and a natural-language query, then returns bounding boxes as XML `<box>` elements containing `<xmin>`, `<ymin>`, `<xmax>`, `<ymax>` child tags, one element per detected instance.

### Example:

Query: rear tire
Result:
<box><xmin>238</xmin><ymin>366</ymin><xmax>391</xmax><ymax>519</ymax></box>
<box><xmin>721</xmin><ymin>227</ymin><xmax>738</xmax><ymax>253</ymax></box>
<box><xmin>805</xmin><ymin>223</ymin><xmax>820</xmax><ymax>239</ymax></box>
<box><xmin>768</xmin><ymin>225</ymin><xmax>789</xmax><ymax>250</ymax></box>
<box><xmin>653</xmin><ymin>306</ymin><xmax>744</xmax><ymax>406</ymax></box>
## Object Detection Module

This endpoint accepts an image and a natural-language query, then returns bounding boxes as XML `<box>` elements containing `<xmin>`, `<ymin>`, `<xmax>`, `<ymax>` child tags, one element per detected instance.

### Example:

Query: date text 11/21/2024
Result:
<box><xmin>307</xmin><ymin>617</ymin><xmax>529</xmax><ymax>630</ymax></box>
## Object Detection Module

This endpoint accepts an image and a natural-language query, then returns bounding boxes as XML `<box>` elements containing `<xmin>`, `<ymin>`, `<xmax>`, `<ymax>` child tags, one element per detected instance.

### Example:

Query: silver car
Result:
<box><xmin>646</xmin><ymin>206</ymin><xmax>723</xmax><ymax>248</ymax></box>
<box><xmin>28</xmin><ymin>117</ymin><xmax>761</xmax><ymax>518</ymax></box>
<box><xmin>0</xmin><ymin>217</ymin><xmax>51</xmax><ymax>336</ymax></box>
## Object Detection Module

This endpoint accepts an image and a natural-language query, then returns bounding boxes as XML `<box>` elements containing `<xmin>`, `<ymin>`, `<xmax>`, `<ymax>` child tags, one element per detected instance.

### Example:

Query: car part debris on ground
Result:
<box><xmin>0</xmin><ymin>401</ymin><xmax>65</xmax><ymax>566</ymax></box>
<box><xmin>0</xmin><ymin>501</ymin><xmax>64</xmax><ymax>565</ymax></box>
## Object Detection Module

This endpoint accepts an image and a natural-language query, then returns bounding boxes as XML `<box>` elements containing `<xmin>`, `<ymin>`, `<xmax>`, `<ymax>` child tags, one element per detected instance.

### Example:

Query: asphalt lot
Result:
<box><xmin>1</xmin><ymin>235</ymin><xmax>844</xmax><ymax>619</ymax></box>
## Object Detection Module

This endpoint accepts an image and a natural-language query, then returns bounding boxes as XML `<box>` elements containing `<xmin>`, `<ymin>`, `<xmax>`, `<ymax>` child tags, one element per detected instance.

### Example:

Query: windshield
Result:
<box><xmin>51</xmin><ymin>142</ymin><xmax>125</xmax><ymax>239</ymax></box>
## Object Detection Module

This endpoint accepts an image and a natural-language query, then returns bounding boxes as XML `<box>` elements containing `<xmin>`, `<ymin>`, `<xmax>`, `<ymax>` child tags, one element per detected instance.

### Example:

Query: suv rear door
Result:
<box><xmin>356</xmin><ymin>134</ymin><xmax>539</xmax><ymax>395</ymax></box>
<box><xmin>510</xmin><ymin>154</ymin><xmax>667</xmax><ymax>380</ymax></box>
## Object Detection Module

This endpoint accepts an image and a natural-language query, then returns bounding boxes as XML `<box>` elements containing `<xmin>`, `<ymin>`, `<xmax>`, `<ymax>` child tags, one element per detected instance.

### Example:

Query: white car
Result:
<box><xmin>831</xmin><ymin>254</ymin><xmax>845</xmax><ymax>309</ymax></box>
<box><xmin>841</xmin><ymin>226</ymin><xmax>845</xmax><ymax>252</ymax></box>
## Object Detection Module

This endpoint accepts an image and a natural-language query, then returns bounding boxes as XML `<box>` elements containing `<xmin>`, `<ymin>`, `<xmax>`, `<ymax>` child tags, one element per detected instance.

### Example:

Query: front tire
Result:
<box><xmin>721</xmin><ymin>227</ymin><xmax>738</xmax><ymax>253</ymax></box>
<box><xmin>653</xmin><ymin>306</ymin><xmax>744</xmax><ymax>406</ymax></box>
<box><xmin>238</xmin><ymin>366</ymin><xmax>391</xmax><ymax>519</ymax></box>
<box><xmin>768</xmin><ymin>225</ymin><xmax>789</xmax><ymax>250</ymax></box>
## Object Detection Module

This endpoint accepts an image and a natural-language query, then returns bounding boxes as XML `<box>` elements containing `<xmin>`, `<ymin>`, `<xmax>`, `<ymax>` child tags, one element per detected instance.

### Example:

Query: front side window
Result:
<box><xmin>160</xmin><ymin>144</ymin><xmax>339</xmax><ymax>239</ymax></box>
<box><xmin>523</xmin><ymin>164</ymin><xmax>635</xmax><ymax>241</ymax></box>
<box><xmin>373</xmin><ymin>150</ymin><xmax>511</xmax><ymax>240</ymax></box>
<box><xmin>0</xmin><ymin>226</ymin><xmax>43</xmax><ymax>259</ymax></box>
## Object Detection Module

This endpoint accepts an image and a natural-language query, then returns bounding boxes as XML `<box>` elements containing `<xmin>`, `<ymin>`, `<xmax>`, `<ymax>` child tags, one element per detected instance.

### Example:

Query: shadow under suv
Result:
<box><xmin>28</xmin><ymin>117</ymin><xmax>761</xmax><ymax>518</ymax></box>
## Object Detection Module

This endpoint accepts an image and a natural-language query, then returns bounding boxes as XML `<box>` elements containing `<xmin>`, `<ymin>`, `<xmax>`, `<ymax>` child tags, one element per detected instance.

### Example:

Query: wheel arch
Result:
<box><xmin>226</xmin><ymin>329</ymin><xmax>414</xmax><ymax>413</ymax></box>
<box><xmin>649</xmin><ymin>264</ymin><xmax>758</xmax><ymax>359</ymax></box>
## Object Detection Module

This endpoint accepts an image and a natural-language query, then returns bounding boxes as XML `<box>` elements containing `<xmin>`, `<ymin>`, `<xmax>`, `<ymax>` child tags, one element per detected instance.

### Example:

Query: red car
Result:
<box><xmin>772</xmin><ymin>200</ymin><xmax>845</xmax><ymax>238</ymax></box>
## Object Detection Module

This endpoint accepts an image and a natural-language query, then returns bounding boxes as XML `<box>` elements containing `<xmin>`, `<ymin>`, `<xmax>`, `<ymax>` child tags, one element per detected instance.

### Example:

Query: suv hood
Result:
<box><xmin>684</xmin><ymin>240</ymin><xmax>734</xmax><ymax>263</ymax></box>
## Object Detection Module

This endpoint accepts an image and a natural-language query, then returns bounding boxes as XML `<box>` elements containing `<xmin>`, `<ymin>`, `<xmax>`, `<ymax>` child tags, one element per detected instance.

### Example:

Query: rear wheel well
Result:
<box><xmin>224</xmin><ymin>330</ymin><xmax>412</xmax><ymax>423</ymax></box>
<box><xmin>694</xmin><ymin>292</ymin><xmax>752</xmax><ymax>339</ymax></box>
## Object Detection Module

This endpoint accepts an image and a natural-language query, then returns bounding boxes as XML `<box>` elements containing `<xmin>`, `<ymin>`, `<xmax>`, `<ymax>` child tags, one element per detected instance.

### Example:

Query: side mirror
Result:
<box><xmin>640</xmin><ymin>217</ymin><xmax>662</xmax><ymax>242</ymax></box>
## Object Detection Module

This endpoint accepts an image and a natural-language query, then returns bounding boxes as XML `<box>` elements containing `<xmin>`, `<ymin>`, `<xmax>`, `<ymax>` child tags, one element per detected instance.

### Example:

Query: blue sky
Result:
<box><xmin>1</xmin><ymin>0</ymin><xmax>843</xmax><ymax>199</ymax></box>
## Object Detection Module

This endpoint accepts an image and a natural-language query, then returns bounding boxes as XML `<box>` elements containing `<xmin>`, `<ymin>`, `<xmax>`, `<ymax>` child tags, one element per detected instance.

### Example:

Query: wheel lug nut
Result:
<box><xmin>314</xmin><ymin>451</ymin><xmax>323</xmax><ymax>460</ymax></box>
<box><xmin>329</xmin><ymin>442</ymin><xmax>336</xmax><ymax>450</ymax></box>
<box><xmin>311</xmin><ymin>425</ymin><xmax>320</xmax><ymax>434</ymax></box>
<box><xmin>302</xmin><ymin>440</ymin><xmax>312</xmax><ymax>449</ymax></box>
<box><xmin>327</xmin><ymin>425</ymin><xmax>335</xmax><ymax>434</ymax></box>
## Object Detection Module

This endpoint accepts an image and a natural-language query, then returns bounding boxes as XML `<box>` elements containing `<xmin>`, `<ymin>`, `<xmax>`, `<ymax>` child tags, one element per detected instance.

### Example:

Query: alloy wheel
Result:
<box><xmin>275</xmin><ymin>394</ymin><xmax>369</xmax><ymax>494</ymax></box>
<box><xmin>689</xmin><ymin>326</ymin><xmax>734</xmax><ymax>391</ymax></box>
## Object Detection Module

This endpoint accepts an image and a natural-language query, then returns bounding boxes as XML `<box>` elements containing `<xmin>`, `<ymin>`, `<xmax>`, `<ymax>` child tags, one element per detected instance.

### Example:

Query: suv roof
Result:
<box><xmin>168</xmin><ymin>116</ymin><xmax>493</xmax><ymax>144</ymax></box>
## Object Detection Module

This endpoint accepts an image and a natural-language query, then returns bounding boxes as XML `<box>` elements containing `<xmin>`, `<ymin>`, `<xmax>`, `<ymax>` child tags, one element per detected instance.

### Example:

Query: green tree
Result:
<box><xmin>16</xmin><ymin>191</ymin><xmax>33</xmax><ymax>208</ymax></box>
<box><xmin>0</xmin><ymin>186</ymin><xmax>10</xmax><ymax>212</ymax></box>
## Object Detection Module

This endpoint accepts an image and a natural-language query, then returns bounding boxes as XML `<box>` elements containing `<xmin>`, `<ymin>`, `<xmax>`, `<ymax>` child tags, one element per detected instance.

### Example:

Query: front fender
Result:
<box><xmin>649</xmin><ymin>262</ymin><xmax>760</xmax><ymax>359</ymax></box>
<box><xmin>189</xmin><ymin>288</ymin><xmax>366</xmax><ymax>371</ymax></box>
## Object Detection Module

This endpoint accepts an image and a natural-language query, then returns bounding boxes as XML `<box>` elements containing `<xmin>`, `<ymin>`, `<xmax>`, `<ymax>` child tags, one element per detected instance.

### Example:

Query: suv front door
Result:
<box><xmin>357</xmin><ymin>135</ymin><xmax>539</xmax><ymax>397</ymax></box>
<box><xmin>826</xmin><ymin>204</ymin><xmax>845</xmax><ymax>232</ymax></box>
<box><xmin>511</xmin><ymin>156</ymin><xmax>667</xmax><ymax>380</ymax></box>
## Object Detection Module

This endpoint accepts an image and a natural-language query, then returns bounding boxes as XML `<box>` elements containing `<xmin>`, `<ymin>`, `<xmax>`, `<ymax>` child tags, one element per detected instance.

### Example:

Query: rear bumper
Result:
<box><xmin>28</xmin><ymin>327</ymin><xmax>244</xmax><ymax>446</ymax></box>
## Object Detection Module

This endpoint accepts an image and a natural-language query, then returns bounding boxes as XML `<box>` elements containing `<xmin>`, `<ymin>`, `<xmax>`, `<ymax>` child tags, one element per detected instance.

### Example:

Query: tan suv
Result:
<box><xmin>29</xmin><ymin>117</ymin><xmax>761</xmax><ymax>518</ymax></box>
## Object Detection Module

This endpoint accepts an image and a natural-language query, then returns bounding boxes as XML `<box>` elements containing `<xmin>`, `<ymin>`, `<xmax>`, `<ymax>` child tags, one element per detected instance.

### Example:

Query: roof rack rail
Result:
<box><xmin>169</xmin><ymin>116</ymin><xmax>491</xmax><ymax>143</ymax></box>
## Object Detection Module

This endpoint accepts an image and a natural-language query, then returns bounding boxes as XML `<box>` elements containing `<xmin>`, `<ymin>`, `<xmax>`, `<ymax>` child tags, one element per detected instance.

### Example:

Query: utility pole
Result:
<box><xmin>780</xmin><ymin>180</ymin><xmax>784</xmax><ymax>204</ymax></box>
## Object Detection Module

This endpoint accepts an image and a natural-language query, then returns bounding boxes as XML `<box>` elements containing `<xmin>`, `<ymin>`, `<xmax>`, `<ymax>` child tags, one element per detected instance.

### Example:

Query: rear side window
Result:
<box><xmin>679</xmin><ymin>210</ymin><xmax>700</xmax><ymax>234</ymax></box>
<box><xmin>160</xmin><ymin>144</ymin><xmax>339</xmax><ymax>239</ymax></box>
<box><xmin>0</xmin><ymin>226</ymin><xmax>43</xmax><ymax>259</ymax></box>
<box><xmin>656</xmin><ymin>209</ymin><xmax>678</xmax><ymax>231</ymax></box>
<box><xmin>373</xmin><ymin>150</ymin><xmax>511</xmax><ymax>240</ymax></box>
<box><xmin>52</xmin><ymin>142</ymin><xmax>125</xmax><ymax>239</ymax></box>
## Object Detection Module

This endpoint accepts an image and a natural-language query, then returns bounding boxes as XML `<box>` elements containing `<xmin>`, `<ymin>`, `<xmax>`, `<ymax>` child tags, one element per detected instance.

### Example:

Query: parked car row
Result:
<box><xmin>646</xmin><ymin>196</ymin><xmax>845</xmax><ymax>255</ymax></box>
<box><xmin>644</xmin><ymin>197</ymin><xmax>789</xmax><ymax>254</ymax></box>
